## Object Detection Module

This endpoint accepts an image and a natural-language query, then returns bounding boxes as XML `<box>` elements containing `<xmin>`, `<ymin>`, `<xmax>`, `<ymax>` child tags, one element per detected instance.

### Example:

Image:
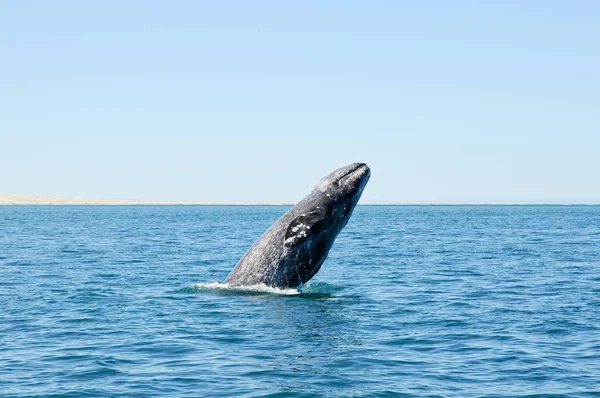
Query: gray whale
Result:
<box><xmin>225</xmin><ymin>163</ymin><xmax>370</xmax><ymax>289</ymax></box>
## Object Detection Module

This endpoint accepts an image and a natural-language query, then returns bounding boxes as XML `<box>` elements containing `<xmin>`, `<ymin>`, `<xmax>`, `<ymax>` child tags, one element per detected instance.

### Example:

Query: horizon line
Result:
<box><xmin>0</xmin><ymin>194</ymin><xmax>599</xmax><ymax>206</ymax></box>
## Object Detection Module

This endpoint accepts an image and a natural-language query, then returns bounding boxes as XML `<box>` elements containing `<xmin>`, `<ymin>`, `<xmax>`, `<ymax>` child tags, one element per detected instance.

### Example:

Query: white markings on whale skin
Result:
<box><xmin>290</xmin><ymin>222</ymin><xmax>310</xmax><ymax>240</ymax></box>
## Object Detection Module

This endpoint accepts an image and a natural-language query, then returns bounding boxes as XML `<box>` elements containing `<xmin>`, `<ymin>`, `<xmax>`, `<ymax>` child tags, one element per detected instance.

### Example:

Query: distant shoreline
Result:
<box><xmin>0</xmin><ymin>194</ymin><xmax>292</xmax><ymax>206</ymax></box>
<box><xmin>0</xmin><ymin>194</ymin><xmax>597</xmax><ymax>206</ymax></box>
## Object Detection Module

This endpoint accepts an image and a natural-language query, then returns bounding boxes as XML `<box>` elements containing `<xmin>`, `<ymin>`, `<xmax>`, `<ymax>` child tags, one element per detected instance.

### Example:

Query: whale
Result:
<box><xmin>225</xmin><ymin>163</ymin><xmax>370</xmax><ymax>289</ymax></box>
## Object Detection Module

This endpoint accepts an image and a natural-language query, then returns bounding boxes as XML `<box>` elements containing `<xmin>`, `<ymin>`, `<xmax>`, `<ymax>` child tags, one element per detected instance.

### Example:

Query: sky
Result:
<box><xmin>1</xmin><ymin>1</ymin><xmax>599</xmax><ymax>203</ymax></box>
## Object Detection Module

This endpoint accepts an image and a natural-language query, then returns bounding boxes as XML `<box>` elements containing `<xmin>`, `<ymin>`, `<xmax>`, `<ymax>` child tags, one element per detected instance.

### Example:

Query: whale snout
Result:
<box><xmin>355</xmin><ymin>163</ymin><xmax>370</xmax><ymax>180</ymax></box>
<box><xmin>343</xmin><ymin>162</ymin><xmax>368</xmax><ymax>176</ymax></box>
<box><xmin>315</xmin><ymin>162</ymin><xmax>371</xmax><ymax>196</ymax></box>
<box><xmin>340</xmin><ymin>163</ymin><xmax>370</xmax><ymax>189</ymax></box>
<box><xmin>333</xmin><ymin>163</ymin><xmax>370</xmax><ymax>183</ymax></box>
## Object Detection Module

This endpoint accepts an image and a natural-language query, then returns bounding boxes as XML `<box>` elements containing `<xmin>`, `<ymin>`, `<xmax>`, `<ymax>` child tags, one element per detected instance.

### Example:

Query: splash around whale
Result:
<box><xmin>224</xmin><ymin>163</ymin><xmax>370</xmax><ymax>289</ymax></box>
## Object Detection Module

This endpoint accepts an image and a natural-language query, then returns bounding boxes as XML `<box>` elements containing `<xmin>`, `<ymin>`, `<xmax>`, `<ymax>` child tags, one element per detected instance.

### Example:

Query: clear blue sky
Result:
<box><xmin>1</xmin><ymin>1</ymin><xmax>598</xmax><ymax>203</ymax></box>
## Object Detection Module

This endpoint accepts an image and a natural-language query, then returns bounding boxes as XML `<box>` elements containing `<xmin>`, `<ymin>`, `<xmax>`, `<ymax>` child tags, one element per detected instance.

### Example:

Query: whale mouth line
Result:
<box><xmin>337</xmin><ymin>163</ymin><xmax>367</xmax><ymax>181</ymax></box>
<box><xmin>337</xmin><ymin>163</ymin><xmax>370</xmax><ymax>188</ymax></box>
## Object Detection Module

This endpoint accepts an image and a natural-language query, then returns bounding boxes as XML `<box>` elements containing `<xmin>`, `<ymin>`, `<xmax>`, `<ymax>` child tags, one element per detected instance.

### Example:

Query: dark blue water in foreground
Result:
<box><xmin>1</xmin><ymin>205</ymin><xmax>599</xmax><ymax>397</ymax></box>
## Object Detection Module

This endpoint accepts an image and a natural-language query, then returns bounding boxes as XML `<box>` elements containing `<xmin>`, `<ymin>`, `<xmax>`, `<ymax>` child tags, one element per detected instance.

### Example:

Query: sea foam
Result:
<box><xmin>192</xmin><ymin>282</ymin><xmax>301</xmax><ymax>295</ymax></box>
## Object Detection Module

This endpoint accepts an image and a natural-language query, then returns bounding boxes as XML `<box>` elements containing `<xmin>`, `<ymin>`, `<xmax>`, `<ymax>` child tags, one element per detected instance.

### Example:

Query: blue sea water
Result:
<box><xmin>1</xmin><ymin>205</ymin><xmax>599</xmax><ymax>397</ymax></box>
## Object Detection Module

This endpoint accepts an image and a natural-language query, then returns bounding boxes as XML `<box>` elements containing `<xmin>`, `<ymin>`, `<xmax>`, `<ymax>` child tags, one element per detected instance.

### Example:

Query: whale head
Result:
<box><xmin>315</xmin><ymin>162</ymin><xmax>371</xmax><ymax>206</ymax></box>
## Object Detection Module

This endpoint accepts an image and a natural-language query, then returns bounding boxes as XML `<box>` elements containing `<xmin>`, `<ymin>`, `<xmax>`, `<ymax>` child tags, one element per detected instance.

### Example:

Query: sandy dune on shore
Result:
<box><xmin>0</xmin><ymin>194</ymin><xmax>289</xmax><ymax>205</ymax></box>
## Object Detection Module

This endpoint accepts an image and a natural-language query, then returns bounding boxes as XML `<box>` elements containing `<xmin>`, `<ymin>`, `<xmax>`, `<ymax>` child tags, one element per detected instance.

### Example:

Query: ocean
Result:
<box><xmin>1</xmin><ymin>205</ymin><xmax>599</xmax><ymax>397</ymax></box>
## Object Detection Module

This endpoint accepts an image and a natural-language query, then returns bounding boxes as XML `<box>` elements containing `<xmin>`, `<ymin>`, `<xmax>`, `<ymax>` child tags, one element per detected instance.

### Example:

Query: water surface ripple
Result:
<box><xmin>1</xmin><ymin>205</ymin><xmax>599</xmax><ymax>397</ymax></box>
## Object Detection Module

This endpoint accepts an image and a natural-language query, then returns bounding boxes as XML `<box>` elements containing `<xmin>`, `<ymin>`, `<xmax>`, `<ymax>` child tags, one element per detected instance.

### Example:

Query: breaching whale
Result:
<box><xmin>225</xmin><ymin>163</ymin><xmax>370</xmax><ymax>289</ymax></box>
